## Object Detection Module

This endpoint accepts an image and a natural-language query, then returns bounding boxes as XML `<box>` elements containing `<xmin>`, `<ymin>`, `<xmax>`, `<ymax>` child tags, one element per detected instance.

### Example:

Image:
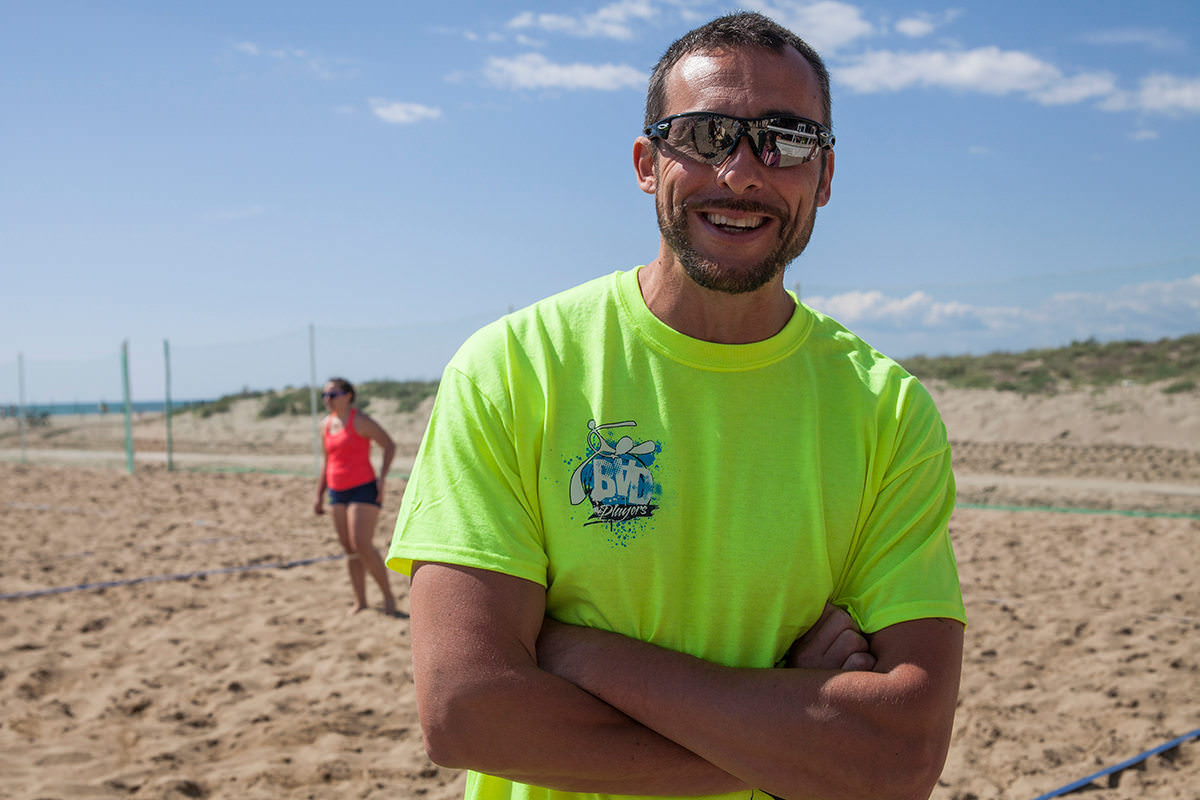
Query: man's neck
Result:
<box><xmin>637</xmin><ymin>256</ymin><xmax>796</xmax><ymax>344</ymax></box>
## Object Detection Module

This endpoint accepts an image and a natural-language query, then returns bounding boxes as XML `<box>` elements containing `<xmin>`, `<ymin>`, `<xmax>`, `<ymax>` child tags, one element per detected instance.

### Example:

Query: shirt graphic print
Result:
<box><xmin>567</xmin><ymin>419</ymin><xmax>661</xmax><ymax>532</ymax></box>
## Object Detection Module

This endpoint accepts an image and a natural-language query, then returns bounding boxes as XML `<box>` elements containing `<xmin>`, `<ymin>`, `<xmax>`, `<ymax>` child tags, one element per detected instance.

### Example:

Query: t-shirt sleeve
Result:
<box><xmin>385</xmin><ymin>364</ymin><xmax>548</xmax><ymax>585</ymax></box>
<box><xmin>834</xmin><ymin>381</ymin><xmax>966</xmax><ymax>633</ymax></box>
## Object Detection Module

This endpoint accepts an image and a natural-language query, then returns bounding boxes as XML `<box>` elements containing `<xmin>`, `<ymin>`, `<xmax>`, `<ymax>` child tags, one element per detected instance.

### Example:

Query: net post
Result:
<box><xmin>121</xmin><ymin>340</ymin><xmax>135</xmax><ymax>475</ymax></box>
<box><xmin>17</xmin><ymin>353</ymin><xmax>27</xmax><ymax>463</ymax></box>
<box><xmin>309</xmin><ymin>324</ymin><xmax>321</xmax><ymax>479</ymax></box>
<box><xmin>164</xmin><ymin>339</ymin><xmax>174</xmax><ymax>471</ymax></box>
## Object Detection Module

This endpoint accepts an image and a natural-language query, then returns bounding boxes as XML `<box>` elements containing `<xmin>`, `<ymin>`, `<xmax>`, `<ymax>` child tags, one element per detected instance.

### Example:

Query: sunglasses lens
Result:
<box><xmin>688</xmin><ymin>115</ymin><xmax>737</xmax><ymax>163</ymax></box>
<box><xmin>653</xmin><ymin>114</ymin><xmax>827</xmax><ymax>168</ymax></box>
<box><xmin>763</xmin><ymin>121</ymin><xmax>820</xmax><ymax>167</ymax></box>
<box><xmin>665</xmin><ymin>115</ymin><xmax>735</xmax><ymax>164</ymax></box>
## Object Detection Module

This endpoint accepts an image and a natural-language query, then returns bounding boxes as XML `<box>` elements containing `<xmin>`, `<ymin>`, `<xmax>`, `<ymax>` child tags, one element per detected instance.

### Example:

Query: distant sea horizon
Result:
<box><xmin>1</xmin><ymin>400</ymin><xmax>212</xmax><ymax>418</ymax></box>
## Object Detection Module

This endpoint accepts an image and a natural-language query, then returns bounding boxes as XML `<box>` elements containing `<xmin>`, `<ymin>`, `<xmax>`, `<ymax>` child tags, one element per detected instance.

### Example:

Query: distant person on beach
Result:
<box><xmin>388</xmin><ymin>12</ymin><xmax>965</xmax><ymax>800</ymax></box>
<box><xmin>314</xmin><ymin>377</ymin><xmax>397</xmax><ymax>616</ymax></box>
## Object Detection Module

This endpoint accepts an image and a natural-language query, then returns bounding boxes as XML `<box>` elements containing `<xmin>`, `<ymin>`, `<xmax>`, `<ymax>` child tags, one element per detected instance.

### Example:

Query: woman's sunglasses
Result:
<box><xmin>645</xmin><ymin>112</ymin><xmax>834</xmax><ymax>168</ymax></box>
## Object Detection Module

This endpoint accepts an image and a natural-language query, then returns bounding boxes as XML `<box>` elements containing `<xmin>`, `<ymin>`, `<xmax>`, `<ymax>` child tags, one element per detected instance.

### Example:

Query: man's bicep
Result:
<box><xmin>410</xmin><ymin>561</ymin><xmax>546</xmax><ymax>668</ymax></box>
<box><xmin>871</xmin><ymin>617</ymin><xmax>964</xmax><ymax>733</ymax></box>
<box><xmin>872</xmin><ymin>617</ymin><xmax>963</xmax><ymax>668</ymax></box>
<box><xmin>408</xmin><ymin>562</ymin><xmax>548</xmax><ymax>766</ymax></box>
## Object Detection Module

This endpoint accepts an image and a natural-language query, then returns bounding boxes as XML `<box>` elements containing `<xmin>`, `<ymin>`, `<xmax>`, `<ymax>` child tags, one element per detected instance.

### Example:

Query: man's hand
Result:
<box><xmin>784</xmin><ymin>602</ymin><xmax>876</xmax><ymax>671</ymax></box>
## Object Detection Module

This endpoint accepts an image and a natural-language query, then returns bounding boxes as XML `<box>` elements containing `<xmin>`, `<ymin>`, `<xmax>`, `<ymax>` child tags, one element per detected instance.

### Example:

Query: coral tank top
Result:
<box><xmin>323</xmin><ymin>408</ymin><xmax>376</xmax><ymax>490</ymax></box>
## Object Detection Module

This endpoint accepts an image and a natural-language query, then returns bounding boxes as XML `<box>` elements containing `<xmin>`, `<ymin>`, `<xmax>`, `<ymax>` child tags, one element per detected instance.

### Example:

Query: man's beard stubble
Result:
<box><xmin>657</xmin><ymin>198</ymin><xmax>817</xmax><ymax>295</ymax></box>
<box><xmin>655</xmin><ymin>158</ymin><xmax>825</xmax><ymax>295</ymax></box>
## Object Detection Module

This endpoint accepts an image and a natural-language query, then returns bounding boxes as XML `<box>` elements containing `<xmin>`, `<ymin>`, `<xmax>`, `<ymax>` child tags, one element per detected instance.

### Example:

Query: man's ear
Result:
<box><xmin>634</xmin><ymin>136</ymin><xmax>657</xmax><ymax>195</ymax></box>
<box><xmin>816</xmin><ymin>149</ymin><xmax>834</xmax><ymax>207</ymax></box>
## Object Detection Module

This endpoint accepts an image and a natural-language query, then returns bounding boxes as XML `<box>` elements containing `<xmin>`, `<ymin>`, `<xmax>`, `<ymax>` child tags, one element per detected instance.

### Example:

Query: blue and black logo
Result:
<box><xmin>568</xmin><ymin>419</ymin><xmax>660</xmax><ymax>528</ymax></box>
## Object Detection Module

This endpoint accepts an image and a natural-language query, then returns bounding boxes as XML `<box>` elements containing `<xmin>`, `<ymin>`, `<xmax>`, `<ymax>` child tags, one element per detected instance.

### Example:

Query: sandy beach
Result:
<box><xmin>2</xmin><ymin>382</ymin><xmax>1197</xmax><ymax>799</ymax></box>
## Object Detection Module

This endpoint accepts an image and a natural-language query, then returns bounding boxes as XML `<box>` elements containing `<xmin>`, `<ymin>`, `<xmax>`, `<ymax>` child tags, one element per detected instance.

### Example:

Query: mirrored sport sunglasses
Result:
<box><xmin>644</xmin><ymin>112</ymin><xmax>834</xmax><ymax>168</ymax></box>
<box><xmin>321</xmin><ymin>389</ymin><xmax>346</xmax><ymax>399</ymax></box>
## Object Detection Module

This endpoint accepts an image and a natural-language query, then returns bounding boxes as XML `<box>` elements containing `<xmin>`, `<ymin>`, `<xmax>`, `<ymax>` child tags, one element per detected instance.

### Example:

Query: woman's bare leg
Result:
<box><xmin>348</xmin><ymin>502</ymin><xmax>396</xmax><ymax>614</ymax></box>
<box><xmin>331</xmin><ymin>504</ymin><xmax>368</xmax><ymax>613</ymax></box>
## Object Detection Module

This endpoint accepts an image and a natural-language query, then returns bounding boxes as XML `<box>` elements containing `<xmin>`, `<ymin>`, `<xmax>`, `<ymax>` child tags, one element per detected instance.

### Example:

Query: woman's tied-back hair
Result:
<box><xmin>643</xmin><ymin>11</ymin><xmax>832</xmax><ymax>129</ymax></box>
<box><xmin>328</xmin><ymin>377</ymin><xmax>356</xmax><ymax>403</ymax></box>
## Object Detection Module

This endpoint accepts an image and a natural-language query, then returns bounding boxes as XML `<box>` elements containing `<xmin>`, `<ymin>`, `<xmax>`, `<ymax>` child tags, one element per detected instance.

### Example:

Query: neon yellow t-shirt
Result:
<box><xmin>388</xmin><ymin>267</ymin><xmax>965</xmax><ymax>800</ymax></box>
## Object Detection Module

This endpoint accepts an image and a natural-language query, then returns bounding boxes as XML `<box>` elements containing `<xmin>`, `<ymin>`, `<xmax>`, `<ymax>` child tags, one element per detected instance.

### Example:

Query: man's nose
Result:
<box><xmin>715</xmin><ymin>135</ymin><xmax>765</xmax><ymax>193</ymax></box>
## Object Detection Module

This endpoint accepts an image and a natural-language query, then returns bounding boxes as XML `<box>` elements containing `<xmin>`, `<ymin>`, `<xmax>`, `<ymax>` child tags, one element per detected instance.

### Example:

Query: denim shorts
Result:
<box><xmin>328</xmin><ymin>479</ymin><xmax>379</xmax><ymax>507</ymax></box>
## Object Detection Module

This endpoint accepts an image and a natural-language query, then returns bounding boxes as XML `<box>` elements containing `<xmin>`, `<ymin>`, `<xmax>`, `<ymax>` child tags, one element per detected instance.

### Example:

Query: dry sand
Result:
<box><xmin>1</xmin><ymin>383</ymin><xmax>1197</xmax><ymax>799</ymax></box>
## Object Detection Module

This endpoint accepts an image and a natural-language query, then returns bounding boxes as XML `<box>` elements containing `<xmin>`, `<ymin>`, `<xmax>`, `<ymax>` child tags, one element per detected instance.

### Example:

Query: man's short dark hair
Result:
<box><xmin>644</xmin><ymin>12</ymin><xmax>832</xmax><ymax>129</ymax></box>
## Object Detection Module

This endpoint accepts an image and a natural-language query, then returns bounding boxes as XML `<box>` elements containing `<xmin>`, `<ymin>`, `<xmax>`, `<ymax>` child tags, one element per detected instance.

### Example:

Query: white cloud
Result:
<box><xmin>1058</xmin><ymin>275</ymin><xmax>1200</xmax><ymax>317</ymax></box>
<box><xmin>230</xmin><ymin>40</ymin><xmax>342</xmax><ymax>80</ymax></box>
<box><xmin>1131</xmin><ymin>129</ymin><xmax>1158</xmax><ymax>141</ymax></box>
<box><xmin>805</xmin><ymin>274</ymin><xmax>1200</xmax><ymax>356</ymax></box>
<box><xmin>742</xmin><ymin>0</ymin><xmax>874</xmax><ymax>54</ymax></box>
<box><xmin>1102</xmin><ymin>73</ymin><xmax>1200</xmax><ymax>116</ymax></box>
<box><xmin>895</xmin><ymin>17</ymin><xmax>933</xmax><ymax>38</ymax></box>
<box><xmin>895</xmin><ymin>9</ymin><xmax>962</xmax><ymax>38</ymax></box>
<box><xmin>1081</xmin><ymin>27</ymin><xmax>1186</xmax><ymax>52</ymax></box>
<box><xmin>507</xmin><ymin>0</ymin><xmax>656</xmax><ymax>41</ymax></box>
<box><xmin>368</xmin><ymin>99</ymin><xmax>443</xmax><ymax>125</ymax></box>
<box><xmin>485</xmin><ymin>53</ymin><xmax>645</xmax><ymax>91</ymax></box>
<box><xmin>823</xmin><ymin>28</ymin><xmax>1199</xmax><ymax>117</ymax></box>
<box><xmin>835</xmin><ymin>46</ymin><xmax>1115</xmax><ymax>106</ymax></box>
<box><xmin>808</xmin><ymin>289</ymin><xmax>1019</xmax><ymax>332</ymax></box>
<box><xmin>1042</xmin><ymin>275</ymin><xmax>1200</xmax><ymax>341</ymax></box>
<box><xmin>514</xmin><ymin>33</ymin><xmax>544</xmax><ymax>47</ymax></box>
<box><xmin>1029</xmin><ymin>71</ymin><xmax>1117</xmax><ymax>106</ymax></box>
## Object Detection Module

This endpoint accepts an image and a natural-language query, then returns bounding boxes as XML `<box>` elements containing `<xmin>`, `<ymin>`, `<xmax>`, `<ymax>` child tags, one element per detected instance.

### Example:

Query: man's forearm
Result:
<box><xmin>421</xmin><ymin>657</ymin><xmax>746</xmax><ymax>794</ymax></box>
<box><xmin>410</xmin><ymin>562</ymin><xmax>745</xmax><ymax>795</ymax></box>
<box><xmin>538</xmin><ymin>618</ymin><xmax>963</xmax><ymax>800</ymax></box>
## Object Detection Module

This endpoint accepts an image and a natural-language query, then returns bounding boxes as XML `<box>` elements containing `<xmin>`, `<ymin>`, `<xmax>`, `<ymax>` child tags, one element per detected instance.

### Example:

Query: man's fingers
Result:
<box><xmin>786</xmin><ymin>604</ymin><xmax>870</xmax><ymax>670</ymax></box>
<box><xmin>827</xmin><ymin>627</ymin><xmax>871</xmax><ymax>667</ymax></box>
<box><xmin>841</xmin><ymin>651</ymin><xmax>877</xmax><ymax>672</ymax></box>
<box><xmin>806</xmin><ymin>603</ymin><xmax>852</xmax><ymax>652</ymax></box>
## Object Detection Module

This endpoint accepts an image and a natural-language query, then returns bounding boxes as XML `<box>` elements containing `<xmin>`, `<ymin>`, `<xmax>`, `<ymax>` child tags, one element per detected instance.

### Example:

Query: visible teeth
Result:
<box><xmin>705</xmin><ymin>213</ymin><xmax>763</xmax><ymax>229</ymax></box>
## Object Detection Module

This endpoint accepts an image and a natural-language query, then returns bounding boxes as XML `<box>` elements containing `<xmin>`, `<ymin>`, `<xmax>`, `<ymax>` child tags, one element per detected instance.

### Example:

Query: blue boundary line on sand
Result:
<box><xmin>0</xmin><ymin>553</ymin><xmax>345</xmax><ymax>601</ymax></box>
<box><xmin>1031</xmin><ymin>727</ymin><xmax>1200</xmax><ymax>800</ymax></box>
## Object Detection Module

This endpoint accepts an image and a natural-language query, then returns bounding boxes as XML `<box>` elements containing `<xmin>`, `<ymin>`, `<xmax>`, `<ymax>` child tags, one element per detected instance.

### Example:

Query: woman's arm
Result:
<box><xmin>355</xmin><ymin>412</ymin><xmax>396</xmax><ymax>499</ymax></box>
<box><xmin>313</xmin><ymin>416</ymin><xmax>330</xmax><ymax>515</ymax></box>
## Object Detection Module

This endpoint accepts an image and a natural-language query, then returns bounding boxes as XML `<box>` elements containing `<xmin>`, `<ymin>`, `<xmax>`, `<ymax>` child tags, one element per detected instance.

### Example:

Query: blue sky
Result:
<box><xmin>3</xmin><ymin>0</ymin><xmax>1199</xmax><ymax>404</ymax></box>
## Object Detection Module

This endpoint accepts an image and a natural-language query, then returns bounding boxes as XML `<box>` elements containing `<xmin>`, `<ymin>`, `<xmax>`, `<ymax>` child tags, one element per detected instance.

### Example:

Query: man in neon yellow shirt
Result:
<box><xmin>388</xmin><ymin>12</ymin><xmax>966</xmax><ymax>800</ymax></box>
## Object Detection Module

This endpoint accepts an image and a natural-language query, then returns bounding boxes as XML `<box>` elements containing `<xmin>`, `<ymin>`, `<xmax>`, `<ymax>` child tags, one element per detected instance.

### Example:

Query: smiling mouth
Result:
<box><xmin>703</xmin><ymin>212</ymin><xmax>768</xmax><ymax>232</ymax></box>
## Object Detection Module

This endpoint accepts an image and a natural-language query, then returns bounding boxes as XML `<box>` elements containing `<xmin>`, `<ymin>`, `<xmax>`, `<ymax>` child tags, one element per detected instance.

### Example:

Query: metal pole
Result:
<box><xmin>121</xmin><ymin>340</ymin><xmax>135</xmax><ymax>475</ymax></box>
<box><xmin>17</xmin><ymin>353</ymin><xmax>27</xmax><ymax>463</ymax></box>
<box><xmin>164</xmin><ymin>339</ymin><xmax>174</xmax><ymax>471</ymax></box>
<box><xmin>309</xmin><ymin>324</ymin><xmax>321</xmax><ymax>478</ymax></box>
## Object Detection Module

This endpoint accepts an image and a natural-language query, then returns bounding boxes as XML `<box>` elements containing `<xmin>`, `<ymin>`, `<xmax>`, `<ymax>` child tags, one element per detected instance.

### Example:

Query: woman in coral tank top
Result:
<box><xmin>314</xmin><ymin>377</ymin><xmax>398</xmax><ymax>615</ymax></box>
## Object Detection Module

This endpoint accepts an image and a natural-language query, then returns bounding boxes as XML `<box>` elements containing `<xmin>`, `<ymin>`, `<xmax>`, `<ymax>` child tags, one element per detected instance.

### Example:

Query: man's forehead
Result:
<box><xmin>673</xmin><ymin>51</ymin><xmax>728</xmax><ymax>87</ymax></box>
<box><xmin>663</xmin><ymin>46</ymin><xmax>819</xmax><ymax>116</ymax></box>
